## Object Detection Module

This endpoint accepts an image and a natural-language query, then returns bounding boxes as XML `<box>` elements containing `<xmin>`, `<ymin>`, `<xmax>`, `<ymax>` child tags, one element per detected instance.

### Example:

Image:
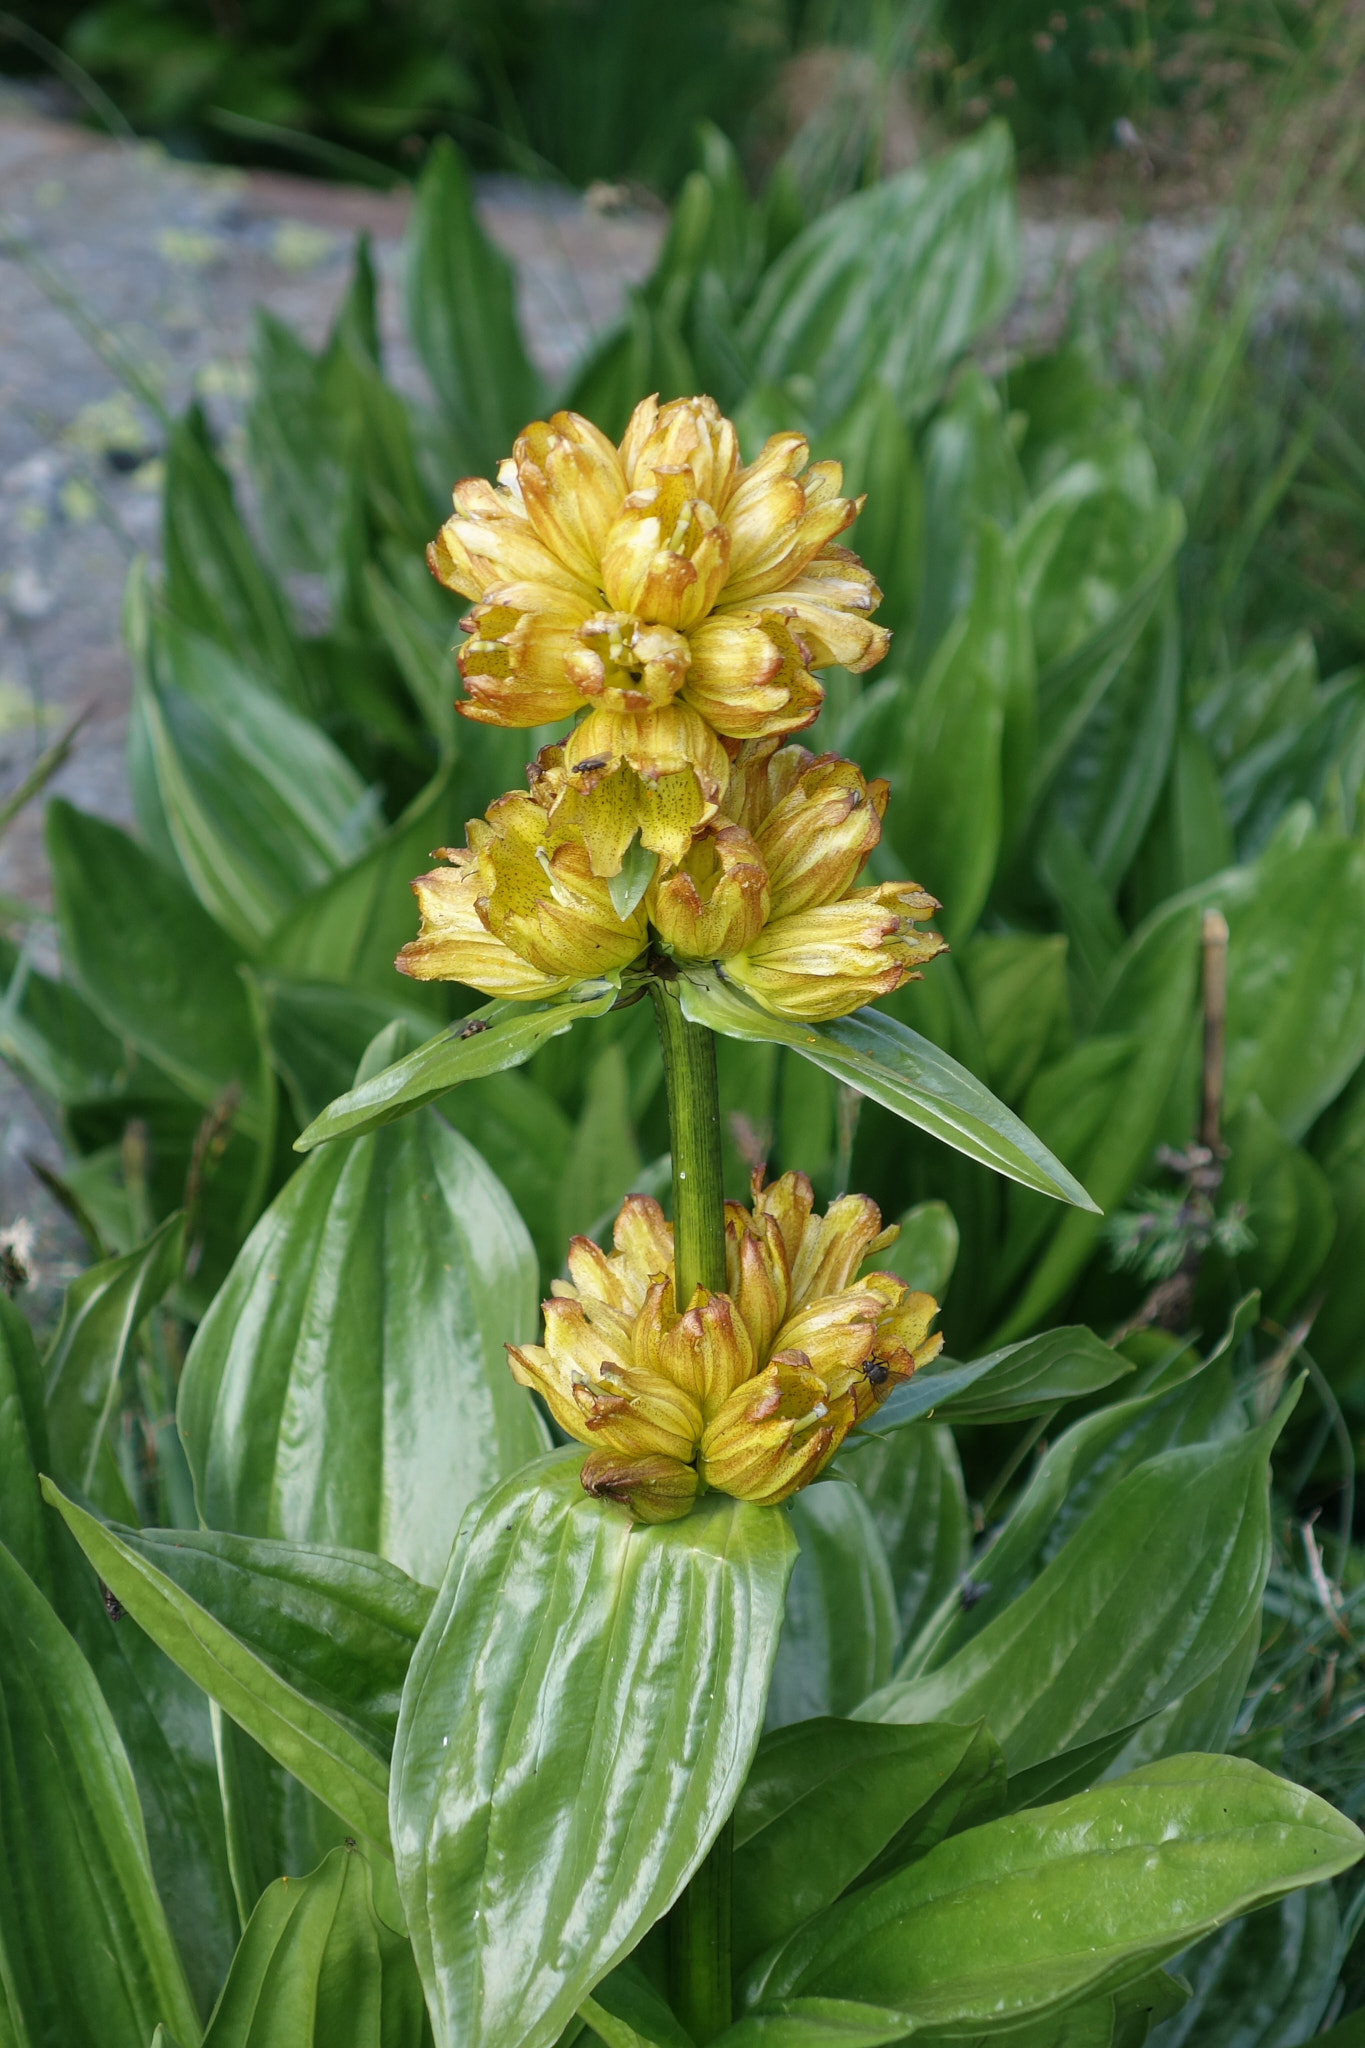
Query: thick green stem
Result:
<box><xmin>650</xmin><ymin>980</ymin><xmax>727</xmax><ymax>1302</ymax></box>
<box><xmin>650</xmin><ymin>976</ymin><xmax>731</xmax><ymax>2040</ymax></box>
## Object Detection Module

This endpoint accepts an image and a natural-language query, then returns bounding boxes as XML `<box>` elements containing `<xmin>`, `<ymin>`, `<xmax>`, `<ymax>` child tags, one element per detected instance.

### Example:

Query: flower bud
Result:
<box><xmin>724</xmin><ymin>882</ymin><xmax>947</xmax><ymax>1022</ymax></box>
<box><xmin>579</xmin><ymin>1450</ymin><xmax>699</xmax><ymax>1524</ymax></box>
<box><xmin>656</xmin><ymin>1288</ymin><xmax>756</xmax><ymax>1422</ymax></box>
<box><xmin>647</xmin><ymin>825</ymin><xmax>769</xmax><ymax>961</ymax></box>
<box><xmin>395</xmin><ymin>851</ymin><xmax>574</xmax><ymax>999</ymax></box>
<box><xmin>601</xmin><ymin>471</ymin><xmax>731</xmax><ymax>631</ymax></box>
<box><xmin>698</xmin><ymin>1355</ymin><xmax>852</xmax><ymax>1506</ymax></box>
<box><xmin>754</xmin><ymin>755</ymin><xmax>890</xmax><ymax>917</ymax></box>
<box><xmin>619</xmin><ymin>395</ymin><xmax>741</xmax><ymax>509</ymax></box>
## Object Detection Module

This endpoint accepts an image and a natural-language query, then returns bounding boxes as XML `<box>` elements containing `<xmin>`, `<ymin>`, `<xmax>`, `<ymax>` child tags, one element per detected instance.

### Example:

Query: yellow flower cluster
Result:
<box><xmin>507</xmin><ymin>1175</ymin><xmax>943</xmax><ymax>1521</ymax></box>
<box><xmin>397</xmin><ymin>735</ymin><xmax>945</xmax><ymax>1022</ymax></box>
<box><xmin>429</xmin><ymin>396</ymin><xmax>887</xmax><ymax>870</ymax></box>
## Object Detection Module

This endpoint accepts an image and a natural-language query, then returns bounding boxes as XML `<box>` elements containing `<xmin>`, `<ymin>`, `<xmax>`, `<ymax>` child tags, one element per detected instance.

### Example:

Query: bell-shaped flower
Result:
<box><xmin>508</xmin><ymin>1179</ymin><xmax>943</xmax><ymax>1521</ymax></box>
<box><xmin>648</xmin><ymin>824</ymin><xmax>770</xmax><ymax>961</ymax></box>
<box><xmin>428</xmin><ymin>394</ymin><xmax>889</xmax><ymax>875</ymax></box>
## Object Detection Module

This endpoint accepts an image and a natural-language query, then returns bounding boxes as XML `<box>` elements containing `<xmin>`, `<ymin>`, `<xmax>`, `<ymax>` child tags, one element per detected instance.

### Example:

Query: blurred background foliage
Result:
<box><xmin>1</xmin><ymin>0</ymin><xmax>1353</xmax><ymax>183</ymax></box>
<box><xmin>6</xmin><ymin>0</ymin><xmax>1365</xmax><ymax>2033</ymax></box>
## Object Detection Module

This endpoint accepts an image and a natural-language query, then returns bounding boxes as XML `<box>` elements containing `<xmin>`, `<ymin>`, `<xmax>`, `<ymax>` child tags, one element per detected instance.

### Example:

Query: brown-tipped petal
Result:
<box><xmin>747</xmin><ymin>587</ymin><xmax>891</xmax><ymax>674</ymax></box>
<box><xmin>396</xmin><ymin>860</ymin><xmax>574</xmax><ymax>999</ymax></box>
<box><xmin>457</xmin><ymin>595</ymin><xmax>594</xmax><ymax>728</ymax></box>
<box><xmin>579</xmin><ymin>1450</ymin><xmax>699</xmax><ymax>1524</ymax></box>
<box><xmin>623</xmin><ymin>395</ymin><xmax>741</xmax><ymax>509</ymax></box>
<box><xmin>698</xmin><ymin>1356</ymin><xmax>851</xmax><ymax>1506</ymax></box>
<box><xmin>724</xmin><ymin>888</ymin><xmax>947</xmax><ymax>1023</ymax></box>
<box><xmin>514</xmin><ymin>412</ymin><xmax>628</xmax><ymax>583</ymax></box>
<box><xmin>771</xmin><ymin>1286</ymin><xmax>884</xmax><ymax>1390</ymax></box>
<box><xmin>788</xmin><ymin>1192</ymin><xmax>889</xmax><ymax>1306</ymax></box>
<box><xmin>725</xmin><ymin>1213</ymin><xmax>791</xmax><ymax>1362</ymax></box>
<box><xmin>755</xmin><ymin>755</ymin><xmax>887</xmax><ymax>917</ymax></box>
<box><xmin>600</xmin><ymin>473</ymin><xmax>732</xmax><ymax>631</ymax></box>
<box><xmin>565</xmin><ymin>613</ymin><xmax>691</xmax><ymax>714</ymax></box>
<box><xmin>749</xmin><ymin>1168</ymin><xmax>816</xmax><ymax>1271</ymax></box>
<box><xmin>723</xmin><ymin>485</ymin><xmax>859</xmax><ymax>607</ymax></box>
<box><xmin>613</xmin><ymin>1193</ymin><xmax>675</xmax><ymax>1280</ymax></box>
<box><xmin>647</xmin><ymin>823</ymin><xmax>770</xmax><ymax>961</ymax></box>
<box><xmin>657</xmin><ymin>1289</ymin><xmax>755</xmax><ymax>1421</ymax></box>
<box><xmin>684</xmin><ymin>614</ymin><xmax>825</xmax><ymax>740</ymax></box>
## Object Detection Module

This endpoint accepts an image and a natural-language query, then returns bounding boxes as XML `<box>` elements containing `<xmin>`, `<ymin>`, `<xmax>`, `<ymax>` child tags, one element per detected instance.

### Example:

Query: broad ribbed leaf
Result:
<box><xmin>46</xmin><ymin>800</ymin><xmax>266</xmax><ymax>1130</ymax></box>
<box><xmin>44</xmin><ymin>1484</ymin><xmax>397</xmax><ymax>1846</ymax></box>
<box><xmin>196</xmin><ymin>1842</ymin><xmax>427</xmax><ymax>2046</ymax></box>
<box><xmin>295</xmin><ymin>980</ymin><xmax>620</xmax><ymax>1151</ymax></box>
<box><xmin>403</xmin><ymin>140</ymin><xmax>544</xmax><ymax>472</ymax></box>
<box><xmin>765</xmin><ymin>1484</ymin><xmax>897</xmax><ymax>1729</ymax></box>
<box><xmin>44</xmin><ymin>1212</ymin><xmax>183</xmax><ymax>1495</ymax></box>
<box><xmin>1145</xmin><ymin>1874</ymin><xmax>1342</xmax><ymax>2047</ymax></box>
<box><xmin>678</xmin><ymin>970</ymin><xmax>1096</xmax><ymax>1208</ymax></box>
<box><xmin>0</xmin><ymin>1539</ymin><xmax>201</xmax><ymax>2048</ymax></box>
<box><xmin>0</xmin><ymin>1292</ymin><xmax>49</xmax><ymax>1586</ymax></box>
<box><xmin>742</xmin><ymin>1756</ymin><xmax>1363</xmax><ymax>2035</ymax></box>
<box><xmin>858</xmin><ymin>1398</ymin><xmax>1290</xmax><ymax>1771</ymax></box>
<box><xmin>391</xmin><ymin>1453</ymin><xmax>796</xmax><ymax>2048</ymax></box>
<box><xmin>580</xmin><ymin>1962</ymin><xmax>695</xmax><ymax>2048</ymax></box>
<box><xmin>134</xmin><ymin>611</ymin><xmax>377</xmax><ymax>953</ymax></box>
<box><xmin>732</xmin><ymin>1718</ymin><xmax>1003</xmax><ymax>1972</ymax></box>
<box><xmin>870</xmin><ymin>1326</ymin><xmax>1128</xmax><ymax>1431</ymax></box>
<box><xmin>181</xmin><ymin>1101</ymin><xmax>543</xmax><ymax>1587</ymax></box>
<box><xmin>841</xmin><ymin>1423</ymin><xmax>969</xmax><ymax>1648</ymax></box>
<box><xmin>739</xmin><ymin>123</ymin><xmax>1018</xmax><ymax>428</ymax></box>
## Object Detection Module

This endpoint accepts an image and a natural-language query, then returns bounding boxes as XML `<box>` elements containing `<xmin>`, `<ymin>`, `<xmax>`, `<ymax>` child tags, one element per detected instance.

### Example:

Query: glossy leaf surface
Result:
<box><xmin>842</xmin><ymin>1423</ymin><xmax>969</xmax><ymax>1647</ymax></box>
<box><xmin>765</xmin><ymin>1483</ymin><xmax>897</xmax><ymax>1728</ymax></box>
<box><xmin>391</xmin><ymin>1454</ymin><xmax>796</xmax><ymax>2048</ymax></box>
<box><xmin>743</xmin><ymin>1756</ymin><xmax>1363</xmax><ymax>2034</ymax></box>
<box><xmin>732</xmin><ymin>1717</ymin><xmax>1003</xmax><ymax>1971</ymax></box>
<box><xmin>871</xmin><ymin>1325</ymin><xmax>1129</xmax><ymax>1430</ymax></box>
<box><xmin>181</xmin><ymin>1102</ymin><xmax>543</xmax><ymax>1586</ymax></box>
<box><xmin>678</xmin><ymin>970</ymin><xmax>1096</xmax><ymax>1207</ymax></box>
<box><xmin>295</xmin><ymin>980</ymin><xmax>620</xmax><ymax>1151</ymax></box>
<box><xmin>860</xmin><ymin>1407</ymin><xmax>1286</xmax><ymax>1771</ymax></box>
<box><xmin>740</xmin><ymin>123</ymin><xmax>1018</xmax><ymax>427</ymax></box>
<box><xmin>47</xmin><ymin>800</ymin><xmax>266</xmax><ymax>1128</ymax></box>
<box><xmin>44</xmin><ymin>1211</ymin><xmax>183</xmax><ymax>1495</ymax></box>
<box><xmin>0</xmin><ymin>1538</ymin><xmax>201</xmax><ymax>2048</ymax></box>
<box><xmin>197</xmin><ymin>1842</ymin><xmax>427</xmax><ymax>2046</ymax></box>
<box><xmin>44</xmin><ymin>1484</ymin><xmax>395</xmax><ymax>1846</ymax></box>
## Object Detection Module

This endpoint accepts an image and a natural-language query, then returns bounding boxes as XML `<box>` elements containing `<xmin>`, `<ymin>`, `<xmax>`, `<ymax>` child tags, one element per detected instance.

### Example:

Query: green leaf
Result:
<box><xmin>899</xmin><ymin>1341</ymin><xmax>1241</xmax><ymax>1681</ymax></box>
<box><xmin>959</xmin><ymin>933</ymin><xmax>1071</xmax><ymax>1107</ymax></box>
<box><xmin>869</xmin><ymin>1326</ymin><xmax>1130</xmax><ymax>1431</ymax></box>
<box><xmin>391</xmin><ymin>1453</ymin><xmax>797</xmax><ymax>2048</ymax></box>
<box><xmin>43</xmin><ymin>1484</ymin><xmax>395</xmax><ymax>1848</ymax></box>
<box><xmin>0</xmin><ymin>928</ymin><xmax>132</xmax><ymax>1108</ymax></box>
<box><xmin>711</xmin><ymin>1999</ymin><xmax>917</xmax><ymax>2048</ymax></box>
<box><xmin>991</xmin><ymin>903</ymin><xmax>1203</xmax><ymax>1341</ymax></box>
<box><xmin>739</xmin><ymin>124</ymin><xmax>1019</xmax><ymax>429</ymax></box>
<box><xmin>889</xmin><ymin>519</ymin><xmax>1030</xmax><ymax>944</ymax></box>
<box><xmin>741</xmin><ymin>1755</ymin><xmax>1363</xmax><ymax>2036</ymax></box>
<box><xmin>46</xmin><ymin>800</ymin><xmax>266</xmax><ymax>1131</ymax></box>
<box><xmin>198</xmin><ymin>1841</ymin><xmax>426</xmax><ymax>2046</ymax></box>
<box><xmin>840</xmin><ymin>1423</ymin><xmax>968</xmax><ymax>1648</ymax></box>
<box><xmin>262</xmin><ymin>762</ymin><xmax>455</xmax><ymax>1008</ymax></box>
<box><xmin>403</xmin><ymin>139</ymin><xmax>543</xmax><ymax>473</ymax></box>
<box><xmin>0</xmin><ymin>1291</ymin><xmax>51</xmax><ymax>1587</ymax></box>
<box><xmin>580</xmin><ymin>1963</ymin><xmax>695</xmax><ymax>2048</ymax></box>
<box><xmin>180</xmin><ymin>1093</ymin><xmax>544</xmax><ymax>1587</ymax></box>
<box><xmin>765</xmin><ymin>1483</ymin><xmax>897</xmax><ymax>1729</ymax></box>
<box><xmin>133</xmin><ymin>607</ymin><xmax>378</xmax><ymax>953</ymax></box>
<box><xmin>162</xmin><ymin>402</ymin><xmax>312</xmax><ymax>711</ymax></box>
<box><xmin>677</xmin><ymin>970</ymin><xmax>1097</xmax><ymax>1209</ymax></box>
<box><xmin>732</xmin><ymin>1718</ymin><xmax>1004</xmax><ymax>1973</ymax></box>
<box><xmin>875</xmin><ymin>1201</ymin><xmax>959</xmax><ymax>1299</ymax></box>
<box><xmin>44</xmin><ymin>1212</ymin><xmax>184</xmax><ymax>1497</ymax></box>
<box><xmin>0</xmin><ymin>1538</ymin><xmax>201</xmax><ymax>2048</ymax></box>
<box><xmin>294</xmin><ymin>979</ymin><xmax>620</xmax><ymax>1151</ymax></box>
<box><xmin>608</xmin><ymin>837</ymin><xmax>659</xmax><ymax>922</ymax></box>
<box><xmin>1218</xmin><ymin>1097</ymin><xmax>1336</xmax><ymax>1319</ymax></box>
<box><xmin>858</xmin><ymin>1399</ymin><xmax>1290</xmax><ymax>1772</ymax></box>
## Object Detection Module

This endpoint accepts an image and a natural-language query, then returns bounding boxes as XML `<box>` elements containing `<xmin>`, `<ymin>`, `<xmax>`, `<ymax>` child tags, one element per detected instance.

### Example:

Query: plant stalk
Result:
<box><xmin>650</xmin><ymin>979</ymin><xmax>727</xmax><ymax>1302</ymax></box>
<box><xmin>650</xmin><ymin>975</ymin><xmax>731</xmax><ymax>2039</ymax></box>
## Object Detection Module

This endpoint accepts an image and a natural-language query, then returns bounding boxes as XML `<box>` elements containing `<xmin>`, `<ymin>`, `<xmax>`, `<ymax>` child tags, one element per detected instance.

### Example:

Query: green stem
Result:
<box><xmin>650</xmin><ymin>975</ymin><xmax>731</xmax><ymax>2040</ymax></box>
<box><xmin>650</xmin><ymin>979</ymin><xmax>727</xmax><ymax>1302</ymax></box>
